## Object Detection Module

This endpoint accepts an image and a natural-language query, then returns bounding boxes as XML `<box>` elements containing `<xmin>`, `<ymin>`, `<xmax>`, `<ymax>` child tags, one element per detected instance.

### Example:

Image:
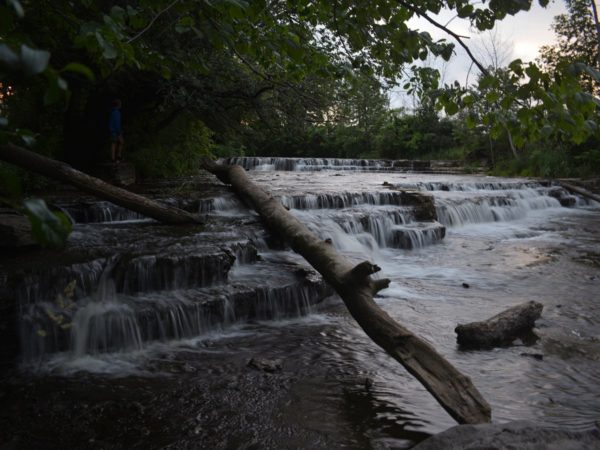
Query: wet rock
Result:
<box><xmin>412</xmin><ymin>420</ymin><xmax>600</xmax><ymax>450</ymax></box>
<box><xmin>574</xmin><ymin>252</ymin><xmax>600</xmax><ymax>268</ymax></box>
<box><xmin>0</xmin><ymin>210</ymin><xmax>37</xmax><ymax>249</ymax></box>
<box><xmin>462</xmin><ymin>283</ymin><xmax>470</xmax><ymax>289</ymax></box>
<box><xmin>394</xmin><ymin>191</ymin><xmax>437</xmax><ymax>221</ymax></box>
<box><xmin>521</xmin><ymin>353</ymin><xmax>544</xmax><ymax>360</ymax></box>
<box><xmin>247</xmin><ymin>357</ymin><xmax>282</xmax><ymax>373</ymax></box>
<box><xmin>388</xmin><ymin>222</ymin><xmax>446</xmax><ymax>250</ymax></box>
<box><xmin>54</xmin><ymin>199</ymin><xmax>145</xmax><ymax>223</ymax></box>
<box><xmin>547</xmin><ymin>186</ymin><xmax>577</xmax><ymax>207</ymax></box>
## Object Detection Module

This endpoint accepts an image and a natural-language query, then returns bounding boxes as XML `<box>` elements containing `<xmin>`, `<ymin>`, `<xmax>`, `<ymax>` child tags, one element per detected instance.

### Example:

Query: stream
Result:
<box><xmin>1</xmin><ymin>158</ymin><xmax>599</xmax><ymax>449</ymax></box>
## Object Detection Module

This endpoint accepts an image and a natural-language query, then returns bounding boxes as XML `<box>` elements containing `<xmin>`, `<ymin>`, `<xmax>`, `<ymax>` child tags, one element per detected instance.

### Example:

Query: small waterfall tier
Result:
<box><xmin>19</xmin><ymin>259</ymin><xmax>329</xmax><ymax>360</ymax></box>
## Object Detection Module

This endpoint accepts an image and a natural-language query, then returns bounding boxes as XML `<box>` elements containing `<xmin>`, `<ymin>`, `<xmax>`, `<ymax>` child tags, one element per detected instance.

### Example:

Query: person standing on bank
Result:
<box><xmin>109</xmin><ymin>98</ymin><xmax>124</xmax><ymax>163</ymax></box>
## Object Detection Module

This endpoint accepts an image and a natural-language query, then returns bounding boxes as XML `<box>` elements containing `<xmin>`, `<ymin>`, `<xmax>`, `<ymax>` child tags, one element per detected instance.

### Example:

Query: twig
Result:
<box><xmin>127</xmin><ymin>0</ymin><xmax>180</xmax><ymax>44</ymax></box>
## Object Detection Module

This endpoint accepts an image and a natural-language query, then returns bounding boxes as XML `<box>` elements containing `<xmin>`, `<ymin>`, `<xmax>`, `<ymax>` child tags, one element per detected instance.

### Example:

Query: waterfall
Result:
<box><xmin>218</xmin><ymin>156</ymin><xmax>437</xmax><ymax>172</ymax></box>
<box><xmin>7</xmin><ymin>163</ymin><xmax>592</xmax><ymax>369</ymax></box>
<box><xmin>435</xmin><ymin>189</ymin><xmax>562</xmax><ymax>228</ymax></box>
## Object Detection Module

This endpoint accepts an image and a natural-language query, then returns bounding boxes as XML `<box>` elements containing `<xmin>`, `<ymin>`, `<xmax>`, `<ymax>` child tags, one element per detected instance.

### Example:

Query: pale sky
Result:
<box><xmin>390</xmin><ymin>0</ymin><xmax>568</xmax><ymax>108</ymax></box>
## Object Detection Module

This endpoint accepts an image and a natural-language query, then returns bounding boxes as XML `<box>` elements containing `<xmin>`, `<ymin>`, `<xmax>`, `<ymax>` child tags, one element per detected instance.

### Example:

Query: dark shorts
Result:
<box><xmin>111</xmin><ymin>132</ymin><xmax>123</xmax><ymax>143</ymax></box>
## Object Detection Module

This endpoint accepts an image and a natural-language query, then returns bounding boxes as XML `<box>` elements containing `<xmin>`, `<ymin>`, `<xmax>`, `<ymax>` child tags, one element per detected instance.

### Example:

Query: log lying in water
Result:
<box><xmin>201</xmin><ymin>159</ymin><xmax>491</xmax><ymax>425</ymax></box>
<box><xmin>559</xmin><ymin>181</ymin><xmax>600</xmax><ymax>203</ymax></box>
<box><xmin>0</xmin><ymin>143</ymin><xmax>201</xmax><ymax>225</ymax></box>
<box><xmin>456</xmin><ymin>301</ymin><xmax>543</xmax><ymax>349</ymax></box>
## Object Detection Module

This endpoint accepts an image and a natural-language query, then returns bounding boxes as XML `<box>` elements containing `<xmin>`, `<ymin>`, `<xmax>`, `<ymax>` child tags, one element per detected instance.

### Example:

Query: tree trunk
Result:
<box><xmin>560</xmin><ymin>181</ymin><xmax>600</xmax><ymax>203</ymax></box>
<box><xmin>506</xmin><ymin>128</ymin><xmax>519</xmax><ymax>160</ymax></box>
<box><xmin>590</xmin><ymin>0</ymin><xmax>600</xmax><ymax>69</ymax></box>
<box><xmin>201</xmin><ymin>159</ymin><xmax>491</xmax><ymax>425</ymax></box>
<box><xmin>455</xmin><ymin>301</ymin><xmax>543</xmax><ymax>349</ymax></box>
<box><xmin>0</xmin><ymin>143</ymin><xmax>201</xmax><ymax>225</ymax></box>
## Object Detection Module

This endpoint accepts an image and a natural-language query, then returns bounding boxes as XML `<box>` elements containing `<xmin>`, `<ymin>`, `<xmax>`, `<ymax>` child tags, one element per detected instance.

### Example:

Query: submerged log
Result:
<box><xmin>456</xmin><ymin>301</ymin><xmax>543</xmax><ymax>349</ymax></box>
<box><xmin>0</xmin><ymin>143</ymin><xmax>201</xmax><ymax>225</ymax></box>
<box><xmin>201</xmin><ymin>159</ymin><xmax>491</xmax><ymax>425</ymax></box>
<box><xmin>559</xmin><ymin>181</ymin><xmax>600</xmax><ymax>203</ymax></box>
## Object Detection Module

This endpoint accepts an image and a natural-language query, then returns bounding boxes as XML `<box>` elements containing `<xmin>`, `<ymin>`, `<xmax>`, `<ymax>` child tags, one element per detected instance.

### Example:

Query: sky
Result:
<box><xmin>389</xmin><ymin>0</ymin><xmax>568</xmax><ymax>108</ymax></box>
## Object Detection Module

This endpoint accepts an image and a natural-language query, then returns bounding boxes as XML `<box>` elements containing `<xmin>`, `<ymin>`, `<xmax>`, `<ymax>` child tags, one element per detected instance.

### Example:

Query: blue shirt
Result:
<box><xmin>109</xmin><ymin>108</ymin><xmax>122</xmax><ymax>134</ymax></box>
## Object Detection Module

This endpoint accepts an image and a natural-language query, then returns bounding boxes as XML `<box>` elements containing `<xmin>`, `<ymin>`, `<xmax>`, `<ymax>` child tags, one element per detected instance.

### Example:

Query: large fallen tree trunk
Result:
<box><xmin>559</xmin><ymin>181</ymin><xmax>600</xmax><ymax>203</ymax></box>
<box><xmin>0</xmin><ymin>143</ymin><xmax>201</xmax><ymax>225</ymax></box>
<box><xmin>202</xmin><ymin>159</ymin><xmax>491</xmax><ymax>425</ymax></box>
<box><xmin>456</xmin><ymin>301</ymin><xmax>543</xmax><ymax>349</ymax></box>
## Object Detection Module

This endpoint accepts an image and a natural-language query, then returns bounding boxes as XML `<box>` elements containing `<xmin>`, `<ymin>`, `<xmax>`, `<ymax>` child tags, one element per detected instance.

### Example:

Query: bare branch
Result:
<box><xmin>397</xmin><ymin>0</ymin><xmax>489</xmax><ymax>76</ymax></box>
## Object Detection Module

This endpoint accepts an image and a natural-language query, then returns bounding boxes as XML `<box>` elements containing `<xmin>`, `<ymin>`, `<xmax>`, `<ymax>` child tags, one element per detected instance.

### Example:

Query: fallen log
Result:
<box><xmin>201</xmin><ymin>159</ymin><xmax>491</xmax><ymax>425</ymax></box>
<box><xmin>455</xmin><ymin>301</ymin><xmax>543</xmax><ymax>349</ymax></box>
<box><xmin>559</xmin><ymin>181</ymin><xmax>600</xmax><ymax>203</ymax></box>
<box><xmin>0</xmin><ymin>143</ymin><xmax>201</xmax><ymax>225</ymax></box>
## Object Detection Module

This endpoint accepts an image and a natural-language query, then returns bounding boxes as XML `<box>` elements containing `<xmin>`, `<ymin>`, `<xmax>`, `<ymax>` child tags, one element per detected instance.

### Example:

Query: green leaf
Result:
<box><xmin>465</xmin><ymin>114</ymin><xmax>476</xmax><ymax>128</ymax></box>
<box><xmin>20</xmin><ymin>45</ymin><xmax>50</xmax><ymax>76</ymax></box>
<box><xmin>16</xmin><ymin>128</ymin><xmax>36</xmax><ymax>147</ymax></box>
<box><xmin>7</xmin><ymin>0</ymin><xmax>24</xmax><ymax>18</ymax></box>
<box><xmin>457</xmin><ymin>4</ymin><xmax>474</xmax><ymax>18</ymax></box>
<box><xmin>161</xmin><ymin>65</ymin><xmax>172</xmax><ymax>79</ymax></box>
<box><xmin>20</xmin><ymin>134</ymin><xmax>35</xmax><ymax>146</ymax></box>
<box><xmin>508</xmin><ymin>59</ymin><xmax>523</xmax><ymax>76</ymax></box>
<box><xmin>61</xmin><ymin>62</ymin><xmax>95</xmax><ymax>81</ymax></box>
<box><xmin>485</xmin><ymin>91</ymin><xmax>500</xmax><ymax>102</ymax></box>
<box><xmin>23</xmin><ymin>198</ymin><xmax>72</xmax><ymax>249</ymax></box>
<box><xmin>540</xmin><ymin>124</ymin><xmax>553</xmax><ymax>137</ymax></box>
<box><xmin>0</xmin><ymin>43</ymin><xmax>19</xmax><ymax>69</ymax></box>
<box><xmin>102</xmin><ymin>43</ymin><xmax>118</xmax><ymax>59</ymax></box>
<box><xmin>445</xmin><ymin>101</ymin><xmax>459</xmax><ymax>115</ymax></box>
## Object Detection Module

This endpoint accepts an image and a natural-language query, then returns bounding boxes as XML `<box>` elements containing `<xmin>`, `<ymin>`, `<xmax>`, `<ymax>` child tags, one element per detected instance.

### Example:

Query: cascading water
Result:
<box><xmin>2</xmin><ymin>163</ymin><xmax>599</xmax><ymax>449</ymax></box>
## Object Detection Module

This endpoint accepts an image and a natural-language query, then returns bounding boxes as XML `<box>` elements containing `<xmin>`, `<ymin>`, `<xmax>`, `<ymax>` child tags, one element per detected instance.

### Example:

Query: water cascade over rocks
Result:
<box><xmin>1</xmin><ymin>160</ymin><xmax>599</xmax><ymax>449</ymax></box>
<box><xmin>0</xmin><ymin>166</ymin><xmax>590</xmax><ymax>364</ymax></box>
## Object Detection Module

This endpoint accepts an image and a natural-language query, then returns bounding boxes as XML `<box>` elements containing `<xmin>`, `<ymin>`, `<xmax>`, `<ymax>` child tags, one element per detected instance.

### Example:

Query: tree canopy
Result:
<box><xmin>1</xmin><ymin>0</ymin><xmax>599</xmax><ymax>179</ymax></box>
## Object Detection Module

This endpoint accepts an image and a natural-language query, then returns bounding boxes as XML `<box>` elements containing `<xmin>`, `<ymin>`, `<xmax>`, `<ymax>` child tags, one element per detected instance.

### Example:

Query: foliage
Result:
<box><xmin>539</xmin><ymin>0</ymin><xmax>599</xmax><ymax>94</ymax></box>
<box><xmin>128</xmin><ymin>114</ymin><xmax>214</xmax><ymax>179</ymax></box>
<box><xmin>22</xmin><ymin>198</ymin><xmax>72</xmax><ymax>248</ymax></box>
<box><xmin>1</xmin><ymin>0</ymin><xmax>599</xmax><ymax>184</ymax></box>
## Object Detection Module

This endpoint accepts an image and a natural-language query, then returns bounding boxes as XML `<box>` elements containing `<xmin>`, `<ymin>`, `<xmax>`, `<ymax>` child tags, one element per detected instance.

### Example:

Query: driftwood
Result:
<box><xmin>202</xmin><ymin>159</ymin><xmax>491</xmax><ymax>425</ymax></box>
<box><xmin>456</xmin><ymin>301</ymin><xmax>543</xmax><ymax>349</ymax></box>
<box><xmin>0</xmin><ymin>143</ymin><xmax>201</xmax><ymax>225</ymax></box>
<box><xmin>559</xmin><ymin>181</ymin><xmax>600</xmax><ymax>203</ymax></box>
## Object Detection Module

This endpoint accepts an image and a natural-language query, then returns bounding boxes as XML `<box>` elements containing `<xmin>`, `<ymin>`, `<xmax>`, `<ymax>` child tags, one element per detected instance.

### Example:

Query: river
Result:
<box><xmin>1</xmin><ymin>158</ymin><xmax>599</xmax><ymax>449</ymax></box>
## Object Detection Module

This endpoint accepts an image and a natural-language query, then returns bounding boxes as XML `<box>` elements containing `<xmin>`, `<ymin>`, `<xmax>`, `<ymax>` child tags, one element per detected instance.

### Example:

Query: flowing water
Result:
<box><xmin>1</xmin><ymin>158</ymin><xmax>599</xmax><ymax>449</ymax></box>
